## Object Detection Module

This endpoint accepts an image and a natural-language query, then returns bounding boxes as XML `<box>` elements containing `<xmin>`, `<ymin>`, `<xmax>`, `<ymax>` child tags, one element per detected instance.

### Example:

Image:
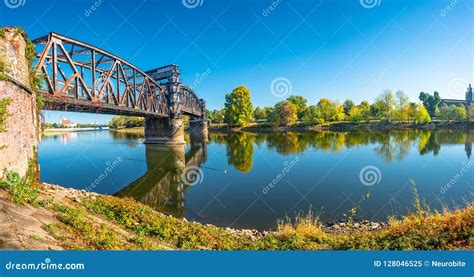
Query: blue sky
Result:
<box><xmin>1</xmin><ymin>0</ymin><xmax>472</xmax><ymax>123</ymax></box>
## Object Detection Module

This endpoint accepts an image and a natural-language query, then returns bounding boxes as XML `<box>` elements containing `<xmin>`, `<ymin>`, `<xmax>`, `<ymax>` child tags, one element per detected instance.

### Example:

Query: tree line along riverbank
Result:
<box><xmin>105</xmin><ymin>85</ymin><xmax>473</xmax><ymax>131</ymax></box>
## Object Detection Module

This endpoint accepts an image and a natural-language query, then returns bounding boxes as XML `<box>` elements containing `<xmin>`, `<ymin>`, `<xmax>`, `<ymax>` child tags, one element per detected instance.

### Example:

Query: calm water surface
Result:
<box><xmin>38</xmin><ymin>129</ymin><xmax>474</xmax><ymax>230</ymax></box>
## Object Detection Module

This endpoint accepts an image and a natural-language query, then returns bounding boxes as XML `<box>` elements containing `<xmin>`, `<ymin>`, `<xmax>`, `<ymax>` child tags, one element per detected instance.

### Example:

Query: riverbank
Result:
<box><xmin>109</xmin><ymin>127</ymin><xmax>144</xmax><ymax>134</ymax></box>
<box><xmin>0</xmin><ymin>179</ymin><xmax>472</xmax><ymax>250</ymax></box>
<box><xmin>209</xmin><ymin>121</ymin><xmax>474</xmax><ymax>132</ymax></box>
<box><xmin>43</xmin><ymin>128</ymin><xmax>108</xmax><ymax>135</ymax></box>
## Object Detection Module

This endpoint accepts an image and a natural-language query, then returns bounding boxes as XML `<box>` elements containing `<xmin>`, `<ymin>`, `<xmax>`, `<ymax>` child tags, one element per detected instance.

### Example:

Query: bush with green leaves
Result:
<box><xmin>0</xmin><ymin>171</ymin><xmax>39</xmax><ymax>204</ymax></box>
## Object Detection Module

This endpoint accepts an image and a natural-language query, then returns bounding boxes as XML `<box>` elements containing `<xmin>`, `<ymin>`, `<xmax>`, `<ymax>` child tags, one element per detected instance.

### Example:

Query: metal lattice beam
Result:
<box><xmin>33</xmin><ymin>33</ymin><xmax>169</xmax><ymax>117</ymax></box>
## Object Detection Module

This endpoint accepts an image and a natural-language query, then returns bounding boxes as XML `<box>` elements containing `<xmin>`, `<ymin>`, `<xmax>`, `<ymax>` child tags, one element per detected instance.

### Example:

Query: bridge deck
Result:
<box><xmin>41</xmin><ymin>93</ymin><xmax>168</xmax><ymax>118</ymax></box>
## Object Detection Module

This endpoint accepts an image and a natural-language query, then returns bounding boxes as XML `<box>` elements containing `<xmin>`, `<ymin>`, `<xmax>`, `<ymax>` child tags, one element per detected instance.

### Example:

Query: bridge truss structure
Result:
<box><xmin>33</xmin><ymin>33</ymin><xmax>204</xmax><ymax>118</ymax></box>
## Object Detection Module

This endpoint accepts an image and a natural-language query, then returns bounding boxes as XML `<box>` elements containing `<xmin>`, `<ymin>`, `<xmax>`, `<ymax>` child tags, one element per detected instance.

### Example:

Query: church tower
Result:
<box><xmin>466</xmin><ymin>84</ymin><xmax>473</xmax><ymax>103</ymax></box>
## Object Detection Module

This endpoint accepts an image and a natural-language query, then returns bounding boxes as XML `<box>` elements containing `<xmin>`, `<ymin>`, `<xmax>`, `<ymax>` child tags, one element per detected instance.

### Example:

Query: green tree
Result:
<box><xmin>317</xmin><ymin>98</ymin><xmax>343</xmax><ymax>122</ymax></box>
<box><xmin>374</xmin><ymin>90</ymin><xmax>396</xmax><ymax>122</ymax></box>
<box><xmin>359</xmin><ymin>101</ymin><xmax>372</xmax><ymax>122</ymax></box>
<box><xmin>206</xmin><ymin>109</ymin><xmax>224</xmax><ymax>124</ymax></box>
<box><xmin>348</xmin><ymin>106</ymin><xmax>363</xmax><ymax>122</ymax></box>
<box><xmin>287</xmin><ymin>95</ymin><xmax>308</xmax><ymax>120</ymax></box>
<box><xmin>109</xmin><ymin>116</ymin><xmax>144</xmax><ymax>129</ymax></box>
<box><xmin>438</xmin><ymin>104</ymin><xmax>466</xmax><ymax>122</ymax></box>
<box><xmin>253</xmin><ymin>107</ymin><xmax>267</xmax><ymax>121</ymax></box>
<box><xmin>263</xmin><ymin>107</ymin><xmax>274</xmax><ymax>117</ymax></box>
<box><xmin>224</xmin><ymin>86</ymin><xmax>254</xmax><ymax>127</ymax></box>
<box><xmin>394</xmin><ymin>90</ymin><xmax>410</xmax><ymax>122</ymax></box>
<box><xmin>408</xmin><ymin>102</ymin><xmax>418</xmax><ymax>123</ymax></box>
<box><xmin>453</xmin><ymin>105</ymin><xmax>467</xmax><ymax>122</ymax></box>
<box><xmin>414</xmin><ymin>104</ymin><xmax>431</xmax><ymax>124</ymax></box>
<box><xmin>343</xmin><ymin>99</ymin><xmax>355</xmax><ymax>116</ymax></box>
<box><xmin>302</xmin><ymin>105</ymin><xmax>323</xmax><ymax>124</ymax></box>
<box><xmin>468</xmin><ymin>105</ymin><xmax>474</xmax><ymax>122</ymax></box>
<box><xmin>438</xmin><ymin>104</ymin><xmax>455</xmax><ymax>122</ymax></box>
<box><xmin>419</xmin><ymin>91</ymin><xmax>442</xmax><ymax>117</ymax></box>
<box><xmin>270</xmin><ymin>101</ymin><xmax>298</xmax><ymax>126</ymax></box>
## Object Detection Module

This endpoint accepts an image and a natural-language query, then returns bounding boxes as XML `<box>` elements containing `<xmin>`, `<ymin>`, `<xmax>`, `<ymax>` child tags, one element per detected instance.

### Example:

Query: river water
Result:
<box><xmin>38</xmin><ymin>129</ymin><xmax>474</xmax><ymax>230</ymax></box>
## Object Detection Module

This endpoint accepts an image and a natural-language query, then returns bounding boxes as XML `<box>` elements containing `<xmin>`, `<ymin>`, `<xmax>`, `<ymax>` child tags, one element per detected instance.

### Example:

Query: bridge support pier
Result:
<box><xmin>188</xmin><ymin>119</ymin><xmax>208</xmax><ymax>143</ymax></box>
<box><xmin>0</xmin><ymin>28</ymin><xmax>39</xmax><ymax>179</ymax></box>
<box><xmin>144</xmin><ymin>117</ymin><xmax>185</xmax><ymax>145</ymax></box>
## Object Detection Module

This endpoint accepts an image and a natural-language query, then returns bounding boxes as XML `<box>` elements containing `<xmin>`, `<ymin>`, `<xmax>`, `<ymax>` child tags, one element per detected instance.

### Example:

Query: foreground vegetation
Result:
<box><xmin>1</xmin><ymin>174</ymin><xmax>472</xmax><ymax>250</ymax></box>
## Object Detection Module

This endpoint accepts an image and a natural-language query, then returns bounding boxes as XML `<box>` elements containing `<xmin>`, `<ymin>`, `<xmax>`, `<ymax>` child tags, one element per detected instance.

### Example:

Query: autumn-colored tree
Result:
<box><xmin>287</xmin><ymin>95</ymin><xmax>308</xmax><ymax>120</ymax></box>
<box><xmin>224</xmin><ymin>86</ymin><xmax>254</xmax><ymax>127</ymax></box>
<box><xmin>270</xmin><ymin>101</ymin><xmax>298</xmax><ymax>126</ymax></box>
<box><xmin>317</xmin><ymin>98</ymin><xmax>344</xmax><ymax>122</ymax></box>
<box><xmin>414</xmin><ymin>104</ymin><xmax>431</xmax><ymax>124</ymax></box>
<box><xmin>348</xmin><ymin>106</ymin><xmax>363</xmax><ymax>122</ymax></box>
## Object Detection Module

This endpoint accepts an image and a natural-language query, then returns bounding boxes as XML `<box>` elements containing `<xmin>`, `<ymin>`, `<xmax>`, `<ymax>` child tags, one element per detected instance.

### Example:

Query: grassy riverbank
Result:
<box><xmin>109</xmin><ymin>127</ymin><xmax>144</xmax><ymax>134</ymax></box>
<box><xmin>0</xmin><ymin>178</ymin><xmax>472</xmax><ymax>250</ymax></box>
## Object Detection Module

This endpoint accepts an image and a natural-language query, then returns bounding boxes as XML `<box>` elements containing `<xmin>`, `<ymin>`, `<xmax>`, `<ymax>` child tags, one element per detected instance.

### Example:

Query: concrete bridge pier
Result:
<box><xmin>188</xmin><ymin>118</ymin><xmax>209</xmax><ymax>143</ymax></box>
<box><xmin>144</xmin><ymin>117</ymin><xmax>185</xmax><ymax>145</ymax></box>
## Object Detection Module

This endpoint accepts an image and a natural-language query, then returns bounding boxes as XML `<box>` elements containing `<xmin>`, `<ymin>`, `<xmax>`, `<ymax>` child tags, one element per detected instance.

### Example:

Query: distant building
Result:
<box><xmin>60</xmin><ymin>118</ymin><xmax>77</xmax><ymax>128</ymax></box>
<box><xmin>441</xmin><ymin>84</ymin><xmax>473</xmax><ymax>107</ymax></box>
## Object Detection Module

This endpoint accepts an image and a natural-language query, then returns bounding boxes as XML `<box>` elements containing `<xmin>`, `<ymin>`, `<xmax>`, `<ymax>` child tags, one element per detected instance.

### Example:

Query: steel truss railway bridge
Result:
<box><xmin>33</xmin><ymin>32</ymin><xmax>207</xmax><ymax>144</ymax></box>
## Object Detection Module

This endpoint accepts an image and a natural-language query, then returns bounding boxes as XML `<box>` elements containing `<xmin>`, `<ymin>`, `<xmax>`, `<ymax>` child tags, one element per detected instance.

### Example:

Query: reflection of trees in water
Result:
<box><xmin>266</xmin><ymin>132</ymin><xmax>311</xmax><ymax>155</ymax></box>
<box><xmin>418</xmin><ymin>130</ymin><xmax>471</xmax><ymax>157</ymax></box>
<box><xmin>109</xmin><ymin>131</ymin><xmax>143</xmax><ymax>148</ymax></box>
<box><xmin>226</xmin><ymin>132</ymin><xmax>255</xmax><ymax>173</ymax></box>
<box><xmin>209</xmin><ymin>129</ymin><xmax>473</xmax><ymax>172</ymax></box>
<box><xmin>373</xmin><ymin>130</ymin><xmax>417</xmax><ymax>162</ymax></box>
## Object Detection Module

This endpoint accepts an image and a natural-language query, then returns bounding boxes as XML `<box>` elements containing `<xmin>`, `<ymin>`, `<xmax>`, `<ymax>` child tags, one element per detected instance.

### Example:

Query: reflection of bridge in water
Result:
<box><xmin>115</xmin><ymin>133</ymin><xmax>207</xmax><ymax>217</ymax></box>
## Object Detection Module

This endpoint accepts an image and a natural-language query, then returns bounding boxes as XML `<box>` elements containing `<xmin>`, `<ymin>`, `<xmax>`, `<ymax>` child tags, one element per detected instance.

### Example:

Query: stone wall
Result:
<box><xmin>0</xmin><ymin>28</ymin><xmax>38</xmax><ymax>178</ymax></box>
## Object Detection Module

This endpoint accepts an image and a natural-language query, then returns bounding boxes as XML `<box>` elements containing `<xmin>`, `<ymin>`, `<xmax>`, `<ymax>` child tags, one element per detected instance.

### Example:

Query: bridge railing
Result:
<box><xmin>33</xmin><ymin>32</ymin><xmax>169</xmax><ymax>117</ymax></box>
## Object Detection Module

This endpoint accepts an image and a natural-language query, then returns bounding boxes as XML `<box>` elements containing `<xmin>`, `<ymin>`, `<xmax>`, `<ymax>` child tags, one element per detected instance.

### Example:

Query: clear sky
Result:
<box><xmin>1</xmin><ymin>0</ymin><xmax>472</xmax><ymax>123</ymax></box>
